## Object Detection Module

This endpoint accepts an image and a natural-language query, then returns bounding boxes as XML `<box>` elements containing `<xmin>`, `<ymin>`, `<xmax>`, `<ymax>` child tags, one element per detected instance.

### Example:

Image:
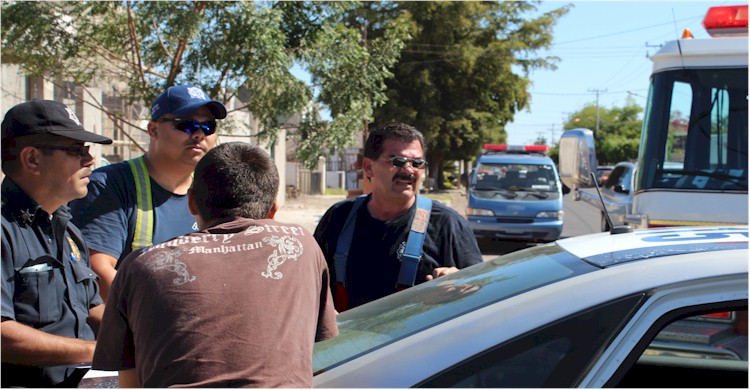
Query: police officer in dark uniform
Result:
<box><xmin>1</xmin><ymin>100</ymin><xmax>113</xmax><ymax>387</ymax></box>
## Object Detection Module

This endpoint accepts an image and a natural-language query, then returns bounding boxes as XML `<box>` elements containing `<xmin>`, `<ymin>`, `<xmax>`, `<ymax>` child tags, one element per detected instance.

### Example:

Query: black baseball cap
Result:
<box><xmin>1</xmin><ymin>100</ymin><xmax>113</xmax><ymax>144</ymax></box>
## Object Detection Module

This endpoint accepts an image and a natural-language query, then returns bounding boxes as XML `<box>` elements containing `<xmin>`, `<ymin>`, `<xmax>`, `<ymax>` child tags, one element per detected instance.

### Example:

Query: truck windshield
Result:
<box><xmin>472</xmin><ymin>163</ymin><xmax>559</xmax><ymax>193</ymax></box>
<box><xmin>637</xmin><ymin>68</ymin><xmax>748</xmax><ymax>192</ymax></box>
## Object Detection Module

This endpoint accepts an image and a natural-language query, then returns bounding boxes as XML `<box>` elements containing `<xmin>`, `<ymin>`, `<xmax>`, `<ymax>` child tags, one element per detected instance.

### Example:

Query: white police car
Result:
<box><xmin>312</xmin><ymin>226</ymin><xmax>747</xmax><ymax>388</ymax></box>
<box><xmin>80</xmin><ymin>226</ymin><xmax>748</xmax><ymax>388</ymax></box>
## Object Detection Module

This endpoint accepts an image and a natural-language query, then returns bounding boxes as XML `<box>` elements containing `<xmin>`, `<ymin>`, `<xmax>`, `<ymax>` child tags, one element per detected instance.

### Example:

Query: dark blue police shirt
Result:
<box><xmin>1</xmin><ymin>177</ymin><xmax>103</xmax><ymax>388</ymax></box>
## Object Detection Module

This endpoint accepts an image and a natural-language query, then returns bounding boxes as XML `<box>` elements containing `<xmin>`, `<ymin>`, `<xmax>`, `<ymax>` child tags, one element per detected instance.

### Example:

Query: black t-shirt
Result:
<box><xmin>314</xmin><ymin>195</ymin><xmax>482</xmax><ymax>309</ymax></box>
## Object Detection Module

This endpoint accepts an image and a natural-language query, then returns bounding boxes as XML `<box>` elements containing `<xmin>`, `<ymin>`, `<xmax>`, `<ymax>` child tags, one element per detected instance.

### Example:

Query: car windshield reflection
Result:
<box><xmin>313</xmin><ymin>244</ymin><xmax>598</xmax><ymax>374</ymax></box>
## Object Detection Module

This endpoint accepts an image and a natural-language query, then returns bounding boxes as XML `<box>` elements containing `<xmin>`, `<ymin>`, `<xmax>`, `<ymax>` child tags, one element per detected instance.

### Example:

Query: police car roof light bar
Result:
<box><xmin>483</xmin><ymin>144</ymin><xmax>549</xmax><ymax>154</ymax></box>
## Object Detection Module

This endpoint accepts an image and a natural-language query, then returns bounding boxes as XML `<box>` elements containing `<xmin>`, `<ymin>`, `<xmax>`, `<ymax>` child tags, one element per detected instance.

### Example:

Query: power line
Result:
<box><xmin>529</xmin><ymin>88</ymin><xmax>645</xmax><ymax>96</ymax></box>
<box><xmin>554</xmin><ymin>14</ymin><xmax>703</xmax><ymax>46</ymax></box>
<box><xmin>588</xmin><ymin>88</ymin><xmax>607</xmax><ymax>133</ymax></box>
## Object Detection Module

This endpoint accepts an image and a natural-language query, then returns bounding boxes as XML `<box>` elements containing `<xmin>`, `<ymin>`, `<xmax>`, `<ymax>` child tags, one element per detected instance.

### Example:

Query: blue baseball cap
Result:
<box><xmin>150</xmin><ymin>85</ymin><xmax>227</xmax><ymax>120</ymax></box>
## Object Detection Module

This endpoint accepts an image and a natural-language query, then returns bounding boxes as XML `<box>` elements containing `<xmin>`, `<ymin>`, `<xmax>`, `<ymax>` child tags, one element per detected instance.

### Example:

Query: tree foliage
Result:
<box><xmin>1</xmin><ymin>1</ymin><xmax>409</xmax><ymax>167</ymax></box>
<box><xmin>562</xmin><ymin>96</ymin><xmax>642</xmax><ymax>164</ymax></box>
<box><xmin>367</xmin><ymin>1</ymin><xmax>570</xmax><ymax>183</ymax></box>
<box><xmin>297</xmin><ymin>3</ymin><xmax>410</xmax><ymax>165</ymax></box>
<box><xmin>533</xmin><ymin>135</ymin><xmax>548</xmax><ymax>146</ymax></box>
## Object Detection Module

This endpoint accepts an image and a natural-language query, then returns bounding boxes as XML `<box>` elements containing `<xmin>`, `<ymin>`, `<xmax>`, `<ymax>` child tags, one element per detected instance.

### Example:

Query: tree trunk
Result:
<box><xmin>429</xmin><ymin>154</ymin><xmax>445</xmax><ymax>190</ymax></box>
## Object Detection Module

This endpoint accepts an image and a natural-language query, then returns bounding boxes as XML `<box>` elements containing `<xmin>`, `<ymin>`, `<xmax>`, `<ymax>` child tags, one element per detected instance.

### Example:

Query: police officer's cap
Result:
<box><xmin>2</xmin><ymin>100</ymin><xmax>113</xmax><ymax>144</ymax></box>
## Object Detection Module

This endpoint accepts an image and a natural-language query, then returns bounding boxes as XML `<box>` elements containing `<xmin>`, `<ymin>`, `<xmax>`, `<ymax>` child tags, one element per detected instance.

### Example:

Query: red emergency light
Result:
<box><xmin>484</xmin><ymin>144</ymin><xmax>509</xmax><ymax>151</ymax></box>
<box><xmin>483</xmin><ymin>144</ymin><xmax>549</xmax><ymax>154</ymax></box>
<box><xmin>700</xmin><ymin>311</ymin><xmax>733</xmax><ymax>321</ymax></box>
<box><xmin>703</xmin><ymin>5</ymin><xmax>748</xmax><ymax>37</ymax></box>
<box><xmin>523</xmin><ymin>145</ymin><xmax>550</xmax><ymax>153</ymax></box>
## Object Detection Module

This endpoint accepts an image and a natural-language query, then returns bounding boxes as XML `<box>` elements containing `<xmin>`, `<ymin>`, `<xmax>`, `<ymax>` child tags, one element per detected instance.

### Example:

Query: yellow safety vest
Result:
<box><xmin>127</xmin><ymin>156</ymin><xmax>154</xmax><ymax>251</ymax></box>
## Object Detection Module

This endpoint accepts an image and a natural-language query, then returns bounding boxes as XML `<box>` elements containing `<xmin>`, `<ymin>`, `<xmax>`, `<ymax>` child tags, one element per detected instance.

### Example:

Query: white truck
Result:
<box><xmin>560</xmin><ymin>4</ymin><xmax>748</xmax><ymax>230</ymax></box>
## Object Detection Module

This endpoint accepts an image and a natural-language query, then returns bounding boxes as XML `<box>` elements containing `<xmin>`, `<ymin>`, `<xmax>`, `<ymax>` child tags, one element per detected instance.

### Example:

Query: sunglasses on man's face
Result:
<box><xmin>34</xmin><ymin>144</ymin><xmax>90</xmax><ymax>158</ymax></box>
<box><xmin>388</xmin><ymin>156</ymin><xmax>428</xmax><ymax>169</ymax></box>
<box><xmin>157</xmin><ymin>118</ymin><xmax>218</xmax><ymax>136</ymax></box>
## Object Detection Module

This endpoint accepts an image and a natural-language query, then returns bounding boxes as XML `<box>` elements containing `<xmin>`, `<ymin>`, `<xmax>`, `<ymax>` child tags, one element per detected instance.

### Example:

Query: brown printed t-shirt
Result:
<box><xmin>92</xmin><ymin>218</ymin><xmax>339</xmax><ymax>388</ymax></box>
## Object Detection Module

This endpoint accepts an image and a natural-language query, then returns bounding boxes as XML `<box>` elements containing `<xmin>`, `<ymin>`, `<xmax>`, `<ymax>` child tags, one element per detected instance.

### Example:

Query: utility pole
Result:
<box><xmin>588</xmin><ymin>88</ymin><xmax>607</xmax><ymax>133</ymax></box>
<box><xmin>549</xmin><ymin>123</ymin><xmax>557</xmax><ymax>146</ymax></box>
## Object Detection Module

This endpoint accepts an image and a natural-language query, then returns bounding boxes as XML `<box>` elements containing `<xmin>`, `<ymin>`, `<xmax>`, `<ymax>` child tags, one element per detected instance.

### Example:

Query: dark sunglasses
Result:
<box><xmin>157</xmin><ymin>118</ymin><xmax>217</xmax><ymax>136</ymax></box>
<box><xmin>389</xmin><ymin>156</ymin><xmax>428</xmax><ymax>169</ymax></box>
<box><xmin>34</xmin><ymin>144</ymin><xmax>90</xmax><ymax>158</ymax></box>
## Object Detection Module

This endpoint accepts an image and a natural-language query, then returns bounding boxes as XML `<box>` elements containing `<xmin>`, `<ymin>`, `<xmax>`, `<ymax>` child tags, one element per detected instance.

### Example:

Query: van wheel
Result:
<box><xmin>601</xmin><ymin>212</ymin><xmax>610</xmax><ymax>232</ymax></box>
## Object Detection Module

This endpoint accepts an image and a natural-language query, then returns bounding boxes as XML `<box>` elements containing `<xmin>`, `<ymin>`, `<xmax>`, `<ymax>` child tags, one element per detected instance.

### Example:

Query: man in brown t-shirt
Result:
<box><xmin>92</xmin><ymin>142</ymin><xmax>339</xmax><ymax>387</ymax></box>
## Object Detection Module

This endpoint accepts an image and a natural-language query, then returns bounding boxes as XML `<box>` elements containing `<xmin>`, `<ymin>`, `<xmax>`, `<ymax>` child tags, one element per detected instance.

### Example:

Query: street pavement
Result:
<box><xmin>561</xmin><ymin>190</ymin><xmax>600</xmax><ymax>238</ymax></box>
<box><xmin>274</xmin><ymin>194</ymin><xmax>345</xmax><ymax>234</ymax></box>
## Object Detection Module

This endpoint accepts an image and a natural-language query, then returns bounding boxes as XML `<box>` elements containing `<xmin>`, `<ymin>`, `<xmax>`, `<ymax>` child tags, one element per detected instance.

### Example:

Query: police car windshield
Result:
<box><xmin>473</xmin><ymin>163</ymin><xmax>558</xmax><ymax>192</ymax></box>
<box><xmin>312</xmin><ymin>244</ymin><xmax>597</xmax><ymax>374</ymax></box>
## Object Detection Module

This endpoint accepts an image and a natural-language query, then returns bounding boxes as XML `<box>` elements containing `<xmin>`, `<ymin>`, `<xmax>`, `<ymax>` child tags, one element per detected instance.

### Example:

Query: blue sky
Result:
<box><xmin>505</xmin><ymin>0</ymin><xmax>731</xmax><ymax>145</ymax></box>
<box><xmin>292</xmin><ymin>1</ymin><xmax>731</xmax><ymax>146</ymax></box>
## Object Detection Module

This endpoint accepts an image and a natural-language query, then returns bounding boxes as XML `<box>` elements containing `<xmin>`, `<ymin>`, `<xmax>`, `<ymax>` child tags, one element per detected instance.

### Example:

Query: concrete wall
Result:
<box><xmin>79</xmin><ymin>87</ymin><xmax>106</xmax><ymax>167</ymax></box>
<box><xmin>326</xmin><ymin>171</ymin><xmax>345</xmax><ymax>188</ymax></box>
<box><xmin>1</xmin><ymin>64</ymin><xmax>26</xmax><ymax>111</ymax></box>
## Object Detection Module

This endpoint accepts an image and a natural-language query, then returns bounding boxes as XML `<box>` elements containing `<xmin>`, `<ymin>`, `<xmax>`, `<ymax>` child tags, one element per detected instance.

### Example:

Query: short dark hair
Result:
<box><xmin>2</xmin><ymin>134</ymin><xmax>62</xmax><ymax>175</ymax></box>
<box><xmin>192</xmin><ymin>142</ymin><xmax>279</xmax><ymax>221</ymax></box>
<box><xmin>364</xmin><ymin>123</ymin><xmax>426</xmax><ymax>159</ymax></box>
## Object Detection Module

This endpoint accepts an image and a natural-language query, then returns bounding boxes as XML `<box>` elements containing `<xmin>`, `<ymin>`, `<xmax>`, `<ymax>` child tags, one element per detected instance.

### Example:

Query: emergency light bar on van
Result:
<box><xmin>703</xmin><ymin>5</ymin><xmax>748</xmax><ymax>37</ymax></box>
<box><xmin>483</xmin><ymin>144</ymin><xmax>549</xmax><ymax>154</ymax></box>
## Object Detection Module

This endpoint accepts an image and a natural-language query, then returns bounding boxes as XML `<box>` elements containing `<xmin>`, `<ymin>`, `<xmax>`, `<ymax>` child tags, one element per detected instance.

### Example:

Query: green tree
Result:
<box><xmin>562</xmin><ymin>97</ymin><xmax>642</xmax><ymax>164</ymax></box>
<box><xmin>533</xmin><ymin>135</ymin><xmax>548</xmax><ymax>146</ymax></box>
<box><xmin>1</xmin><ymin>1</ymin><xmax>409</xmax><ymax>167</ymax></box>
<box><xmin>370</xmin><ymin>1</ymin><xmax>570</xmax><ymax>186</ymax></box>
<box><xmin>297</xmin><ymin>2</ymin><xmax>411</xmax><ymax>165</ymax></box>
